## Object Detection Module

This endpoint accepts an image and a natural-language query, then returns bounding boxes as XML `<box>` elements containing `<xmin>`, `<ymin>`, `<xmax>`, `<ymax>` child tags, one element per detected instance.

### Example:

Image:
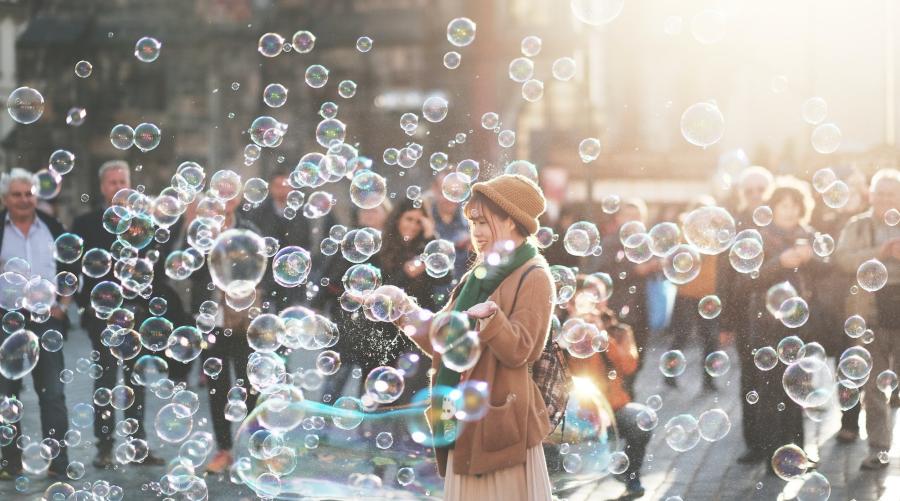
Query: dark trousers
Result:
<box><xmin>84</xmin><ymin>317</ymin><xmax>146</xmax><ymax>451</ymax></box>
<box><xmin>0</xmin><ymin>318</ymin><xmax>69</xmax><ymax>473</ymax></box>
<box><xmin>207</xmin><ymin>329</ymin><xmax>258</xmax><ymax>450</ymax></box>
<box><xmin>668</xmin><ymin>295</ymin><xmax>720</xmax><ymax>380</ymax></box>
<box><xmin>616</xmin><ymin>404</ymin><xmax>652</xmax><ymax>482</ymax></box>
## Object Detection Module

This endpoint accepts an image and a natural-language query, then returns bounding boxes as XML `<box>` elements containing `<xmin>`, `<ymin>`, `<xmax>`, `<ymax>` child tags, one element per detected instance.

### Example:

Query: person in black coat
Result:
<box><xmin>71</xmin><ymin>161</ymin><xmax>170</xmax><ymax>468</ymax></box>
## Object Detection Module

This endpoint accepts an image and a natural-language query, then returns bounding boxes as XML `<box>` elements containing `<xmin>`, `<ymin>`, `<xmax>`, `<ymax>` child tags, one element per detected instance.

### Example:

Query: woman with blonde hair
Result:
<box><xmin>396</xmin><ymin>174</ymin><xmax>555</xmax><ymax>500</ymax></box>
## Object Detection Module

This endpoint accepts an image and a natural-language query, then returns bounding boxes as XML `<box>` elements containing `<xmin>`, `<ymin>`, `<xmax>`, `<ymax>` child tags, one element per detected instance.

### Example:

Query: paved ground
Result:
<box><xmin>1</xmin><ymin>318</ymin><xmax>899</xmax><ymax>500</ymax></box>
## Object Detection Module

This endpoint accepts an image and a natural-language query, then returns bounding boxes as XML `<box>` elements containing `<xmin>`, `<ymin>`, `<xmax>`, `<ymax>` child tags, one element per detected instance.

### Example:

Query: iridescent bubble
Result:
<box><xmin>659</xmin><ymin>350</ymin><xmax>687</xmax><ymax>378</ymax></box>
<box><xmin>315</xmin><ymin>118</ymin><xmax>346</xmax><ymax>148</ymax></box>
<box><xmin>798</xmin><ymin>471</ymin><xmax>831</xmax><ymax>501</ymax></box>
<box><xmin>552</xmin><ymin>57</ymin><xmax>576</xmax><ymax>81</ymax></box>
<box><xmin>771</xmin><ymin>443</ymin><xmax>809</xmax><ymax>480</ymax></box>
<box><xmin>133</xmin><ymin>355</ymin><xmax>169</xmax><ymax>386</ymax></box>
<box><xmin>0</xmin><ymin>330</ymin><xmax>39</xmax><ymax>380</ymax></box>
<box><xmin>509</xmin><ymin>57</ymin><xmax>534</xmax><ymax>83</ymax></box>
<box><xmin>578</xmin><ymin>138</ymin><xmax>602</xmax><ymax>163</ymax></box>
<box><xmin>54</xmin><ymin>233</ymin><xmax>84</xmax><ymax>263</ymax></box>
<box><xmin>331</xmin><ymin>396</ymin><xmax>364</xmax><ymax>430</ymax></box>
<box><xmin>257</xmin><ymin>33</ymin><xmax>284</xmax><ymax>57</ymax></box>
<box><xmin>249</xmin><ymin>116</ymin><xmax>287</xmax><ymax>148</ymax></box>
<box><xmin>134</xmin><ymin>36</ymin><xmax>161</xmax><ymax>62</ymax></box>
<box><xmin>698</xmin><ymin>408</ymin><xmax>731</xmax><ymax>441</ymax></box>
<box><xmin>521</xmin><ymin>79</ymin><xmax>544</xmax><ymax>102</ymax></box>
<box><xmin>272</xmin><ymin>246</ymin><xmax>311</xmax><ymax>289</ymax></box>
<box><xmin>305</xmin><ymin>65</ymin><xmax>329</xmax><ymax>89</ymax></box>
<box><xmin>876</xmin><ymin>369</ymin><xmax>898</xmax><ymax>397</ymax></box>
<box><xmin>443</xmin><ymin>51</ymin><xmax>461</xmax><ymax>69</ymax></box>
<box><xmin>441</xmin><ymin>172</ymin><xmax>472</xmax><ymax>203</ymax></box>
<box><xmin>349</xmin><ymin>169</ymin><xmax>387</xmax><ymax>209</ymax></box>
<box><xmin>697</xmin><ymin>295</ymin><xmax>722</xmax><ymax>319</ymax></box>
<box><xmin>503</xmin><ymin>159</ymin><xmax>536</xmax><ymax>181</ymax></box>
<box><xmin>779</xmin><ymin>296</ymin><xmax>811</xmax><ymax>328</ymax></box>
<box><xmin>746</xmin><ymin>391</ymin><xmax>759</xmax><ymax>404</ymax></box>
<box><xmin>570</xmin><ymin>0</ymin><xmax>625</xmax><ymax>26</ymax></box>
<box><xmin>821</xmin><ymin>180</ymin><xmax>850</xmax><ymax>209</ymax></box>
<box><xmin>648</xmin><ymin>222</ymin><xmax>680</xmax><ymax>257</ymax></box>
<box><xmin>564</xmin><ymin>221</ymin><xmax>601</xmax><ymax>257</ymax></box>
<box><xmin>811</xmin><ymin>168</ymin><xmax>837</xmax><ymax>193</ymax></box>
<box><xmin>801</xmin><ymin>97</ymin><xmax>828</xmax><ymax>125</ymax></box>
<box><xmin>662</xmin><ymin>244</ymin><xmax>702</xmax><ymax>285</ymax></box>
<box><xmin>139</xmin><ymin>316</ymin><xmax>174</xmax><ymax>352</ymax></box>
<box><xmin>6</xmin><ymin>86</ymin><xmax>44</xmax><ymax>124</ymax></box>
<box><xmin>704</xmin><ymin>351</ymin><xmax>730</xmax><ymax>378</ymax></box>
<box><xmin>752</xmin><ymin>206</ymin><xmax>773</xmax><ymax>226</ymax></box>
<box><xmin>812</xmin><ymin>233</ymin><xmax>834</xmax><ymax>257</ymax></box>
<box><xmin>753</xmin><ymin>346</ymin><xmax>778</xmax><ymax>371</ymax></box>
<box><xmin>857</xmin><ymin>259</ymin><xmax>888</xmax><ymax>292</ymax></box>
<box><xmin>65</xmin><ymin>107</ymin><xmax>86</xmax><ymax>126</ymax></box>
<box><xmin>844</xmin><ymin>315</ymin><xmax>867</xmax><ymax>338</ymax></box>
<box><xmin>429</xmin><ymin>152</ymin><xmax>449</xmax><ymax>171</ymax></box>
<box><xmin>133</xmin><ymin>122</ymin><xmax>161</xmax><ymax>152</ymax></box>
<box><xmin>447</xmin><ymin>17</ymin><xmax>476</xmax><ymax>47</ymax></box>
<box><xmin>680</xmin><ymin>102</ymin><xmax>724</xmax><ymax>148</ymax></box>
<box><xmin>783</xmin><ymin>357</ymin><xmax>834</xmax><ymax>408</ymax></box>
<box><xmin>168</xmin><ymin>326</ymin><xmax>202</xmax><ymax>363</ymax></box>
<box><xmin>777</xmin><ymin>335</ymin><xmax>805</xmax><ymax>365</ymax></box>
<box><xmin>338</xmin><ymin>80</ymin><xmax>357</xmax><ymax>98</ymax></box>
<box><xmin>263</xmin><ymin>83</ymin><xmax>288</xmax><ymax>108</ymax></box>
<box><xmin>208</xmin><ymin>229</ymin><xmax>267</xmax><ymax>298</ymax></box>
<box><xmin>291</xmin><ymin>30</ymin><xmax>316</xmax><ymax>53</ymax></box>
<box><xmin>422</xmin><ymin>96</ymin><xmax>449</xmax><ymax>123</ymax></box>
<box><xmin>155</xmin><ymin>403</ymin><xmax>193</xmax><ymax>443</ymax></box>
<box><xmin>110</xmin><ymin>123</ymin><xmax>135</xmax><ymax>150</ymax></box>
<box><xmin>811</xmin><ymin>123</ymin><xmax>841</xmax><ymax>154</ymax></box>
<box><xmin>356</xmin><ymin>36</ymin><xmax>373</xmax><ymax>52</ymax></box>
<box><xmin>664</xmin><ymin>414</ymin><xmax>701</xmax><ymax>452</ymax></box>
<box><xmin>74</xmin><ymin>60</ymin><xmax>92</xmax><ymax>78</ymax></box>
<box><xmin>33</xmin><ymin>169</ymin><xmax>62</xmax><ymax>199</ymax></box>
<box><xmin>682</xmin><ymin>206</ymin><xmax>735</xmax><ymax>254</ymax></box>
<box><xmin>49</xmin><ymin>149</ymin><xmax>75</xmax><ymax>176</ymax></box>
<box><xmin>40</xmin><ymin>329</ymin><xmax>64</xmax><ymax>353</ymax></box>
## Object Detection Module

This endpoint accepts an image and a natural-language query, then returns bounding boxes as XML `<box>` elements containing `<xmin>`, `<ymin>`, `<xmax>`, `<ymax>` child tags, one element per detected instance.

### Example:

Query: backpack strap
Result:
<box><xmin>510</xmin><ymin>264</ymin><xmax>542</xmax><ymax>313</ymax></box>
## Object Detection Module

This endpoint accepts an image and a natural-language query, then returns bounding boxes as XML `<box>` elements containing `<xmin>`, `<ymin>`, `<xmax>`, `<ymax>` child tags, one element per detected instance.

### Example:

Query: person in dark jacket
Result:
<box><xmin>736</xmin><ymin>177</ymin><xmax>829</xmax><ymax>466</ymax></box>
<box><xmin>0</xmin><ymin>168</ymin><xmax>76</xmax><ymax>480</ymax></box>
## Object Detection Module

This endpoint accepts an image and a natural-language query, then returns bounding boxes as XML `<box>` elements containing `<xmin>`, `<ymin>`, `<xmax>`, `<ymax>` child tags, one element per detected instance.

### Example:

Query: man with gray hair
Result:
<box><xmin>0</xmin><ymin>167</ymin><xmax>73</xmax><ymax>480</ymax></box>
<box><xmin>835</xmin><ymin>167</ymin><xmax>900</xmax><ymax>470</ymax></box>
<box><xmin>72</xmin><ymin>160</ymin><xmax>165</xmax><ymax>468</ymax></box>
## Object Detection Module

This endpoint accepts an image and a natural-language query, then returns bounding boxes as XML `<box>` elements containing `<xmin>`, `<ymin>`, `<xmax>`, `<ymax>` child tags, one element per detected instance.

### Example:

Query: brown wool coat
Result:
<box><xmin>406</xmin><ymin>255</ymin><xmax>555</xmax><ymax>477</ymax></box>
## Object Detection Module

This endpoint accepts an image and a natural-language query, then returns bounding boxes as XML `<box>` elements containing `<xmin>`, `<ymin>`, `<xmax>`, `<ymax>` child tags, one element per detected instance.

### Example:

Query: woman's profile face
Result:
<box><xmin>398</xmin><ymin>209</ymin><xmax>423</xmax><ymax>241</ymax></box>
<box><xmin>469</xmin><ymin>203</ymin><xmax>516</xmax><ymax>254</ymax></box>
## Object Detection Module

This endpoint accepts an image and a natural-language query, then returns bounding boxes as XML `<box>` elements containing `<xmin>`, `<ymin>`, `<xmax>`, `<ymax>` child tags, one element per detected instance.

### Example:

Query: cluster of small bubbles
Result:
<box><xmin>443</xmin><ymin>51</ymin><xmax>462</xmax><ymax>69</ymax></box>
<box><xmin>811</xmin><ymin>123</ymin><xmax>842</xmax><ymax>154</ymax></box>
<box><xmin>6</xmin><ymin>86</ymin><xmax>44</xmax><ymax>124</ymax></box>
<box><xmin>578</xmin><ymin>138</ymin><xmax>602</xmax><ymax>162</ymax></box>
<box><xmin>134</xmin><ymin>36</ymin><xmax>162</xmax><ymax>62</ymax></box>
<box><xmin>681</xmin><ymin>102</ymin><xmax>725</xmax><ymax>148</ymax></box>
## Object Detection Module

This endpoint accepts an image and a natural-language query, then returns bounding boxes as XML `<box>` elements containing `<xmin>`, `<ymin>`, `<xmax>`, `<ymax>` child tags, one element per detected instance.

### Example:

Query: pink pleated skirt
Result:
<box><xmin>443</xmin><ymin>445</ymin><xmax>553</xmax><ymax>501</ymax></box>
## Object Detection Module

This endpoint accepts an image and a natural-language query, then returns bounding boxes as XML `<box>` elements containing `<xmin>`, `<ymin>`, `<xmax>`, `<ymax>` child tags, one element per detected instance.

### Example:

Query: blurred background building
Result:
<box><xmin>1</xmin><ymin>0</ymin><xmax>900</xmax><ymax>225</ymax></box>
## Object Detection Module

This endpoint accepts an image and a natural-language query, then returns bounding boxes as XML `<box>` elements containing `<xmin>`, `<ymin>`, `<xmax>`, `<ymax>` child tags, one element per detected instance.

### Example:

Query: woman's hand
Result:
<box><xmin>466</xmin><ymin>300</ymin><xmax>498</xmax><ymax>320</ymax></box>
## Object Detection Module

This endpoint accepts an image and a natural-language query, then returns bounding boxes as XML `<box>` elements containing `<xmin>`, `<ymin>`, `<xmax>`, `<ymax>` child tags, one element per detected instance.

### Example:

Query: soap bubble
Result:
<box><xmin>521</xmin><ymin>79</ymin><xmax>544</xmax><ymax>102</ymax></box>
<box><xmin>110</xmin><ymin>124</ymin><xmax>135</xmax><ymax>150</ymax></box>
<box><xmin>664</xmin><ymin>414</ymin><xmax>701</xmax><ymax>452</ymax></box>
<box><xmin>876</xmin><ymin>369</ymin><xmax>899</xmax><ymax>397</ymax></box>
<box><xmin>54</xmin><ymin>233</ymin><xmax>84</xmax><ymax>263</ymax></box>
<box><xmin>134</xmin><ymin>36</ymin><xmax>161</xmax><ymax>62</ymax></box>
<box><xmin>49</xmin><ymin>149</ymin><xmax>75</xmax><ymax>176</ymax></box>
<box><xmin>350</xmin><ymin>170</ymin><xmax>387</xmax><ymax>209</ymax></box>
<box><xmin>777</xmin><ymin>335</ymin><xmax>805</xmax><ymax>365</ymax></box>
<box><xmin>797</xmin><ymin>471</ymin><xmax>831</xmax><ymax>501</ymax></box>
<box><xmin>802</xmin><ymin>97</ymin><xmax>828</xmax><ymax>125</ymax></box>
<box><xmin>704</xmin><ymin>351</ymin><xmax>730</xmax><ymax>378</ymax></box>
<box><xmin>680</xmin><ymin>102</ymin><xmax>724</xmax><ymax>148</ymax></box>
<box><xmin>74</xmin><ymin>60</ymin><xmax>92</xmax><ymax>78</ymax></box>
<box><xmin>0</xmin><ymin>330</ymin><xmax>39</xmax><ymax>380</ymax></box>
<box><xmin>662</xmin><ymin>244</ymin><xmax>702</xmax><ymax>285</ymax></box>
<box><xmin>570</xmin><ymin>0</ymin><xmax>625</xmax><ymax>26</ymax></box>
<box><xmin>753</xmin><ymin>346</ymin><xmax>779</xmax><ymax>371</ymax></box>
<box><xmin>698</xmin><ymin>295</ymin><xmax>722</xmax><ymax>319</ymax></box>
<box><xmin>811</xmin><ymin>123</ymin><xmax>841</xmax><ymax>154</ymax></box>
<box><xmin>447</xmin><ymin>17</ymin><xmax>476</xmax><ymax>47</ymax></box>
<box><xmin>552</xmin><ymin>57</ymin><xmax>576</xmax><ymax>81</ymax></box>
<box><xmin>682</xmin><ymin>206</ymin><xmax>735</xmax><ymax>255</ymax></box>
<box><xmin>659</xmin><ymin>350</ymin><xmax>687</xmax><ymax>378</ymax></box>
<box><xmin>331</xmin><ymin>396</ymin><xmax>365</xmax><ymax>430</ymax></box>
<box><xmin>40</xmin><ymin>329</ymin><xmax>64</xmax><ymax>353</ymax></box>
<box><xmin>648</xmin><ymin>222</ymin><xmax>681</xmax><ymax>257</ymax></box>
<box><xmin>821</xmin><ymin>180</ymin><xmax>850</xmax><ymax>209</ymax></box>
<box><xmin>356</xmin><ymin>36</ymin><xmax>373</xmax><ymax>52</ymax></box>
<box><xmin>443</xmin><ymin>51</ymin><xmax>461</xmax><ymax>69</ymax></box>
<box><xmin>771</xmin><ymin>443</ymin><xmax>809</xmax><ymax>480</ymax></box>
<box><xmin>564</xmin><ymin>221</ymin><xmax>601</xmax><ymax>257</ymax></box>
<box><xmin>422</xmin><ymin>96</ymin><xmax>449</xmax><ymax>123</ymax></box>
<box><xmin>698</xmin><ymin>408</ymin><xmax>731</xmax><ymax>441</ymax></box>
<box><xmin>844</xmin><ymin>315</ymin><xmax>866</xmax><ymax>338</ymax></box>
<box><xmin>208</xmin><ymin>229</ymin><xmax>267</xmax><ymax>298</ymax></box>
<box><xmin>263</xmin><ymin>83</ymin><xmax>288</xmax><ymax>108</ymax></box>
<box><xmin>578</xmin><ymin>138</ymin><xmax>602</xmax><ymax>163</ymax></box>
<box><xmin>812</xmin><ymin>233</ymin><xmax>835</xmax><ymax>257</ymax></box>
<box><xmin>257</xmin><ymin>32</ymin><xmax>284</xmax><ymax>57</ymax></box>
<box><xmin>857</xmin><ymin>259</ymin><xmax>888</xmax><ymax>292</ymax></box>
<box><xmin>6</xmin><ymin>86</ymin><xmax>44</xmax><ymax>124</ymax></box>
<box><xmin>155</xmin><ymin>403</ymin><xmax>193</xmax><ymax>443</ymax></box>
<box><xmin>133</xmin><ymin>355</ymin><xmax>169</xmax><ymax>386</ymax></box>
<box><xmin>291</xmin><ymin>30</ymin><xmax>316</xmax><ymax>53</ymax></box>
<box><xmin>305</xmin><ymin>64</ymin><xmax>329</xmax><ymax>89</ymax></box>
<box><xmin>779</xmin><ymin>297</ymin><xmax>810</xmax><ymax>328</ymax></box>
<box><xmin>133</xmin><ymin>122</ymin><xmax>161</xmax><ymax>152</ymax></box>
<box><xmin>766</xmin><ymin>281</ymin><xmax>798</xmax><ymax>318</ymax></box>
<box><xmin>338</xmin><ymin>80</ymin><xmax>357</xmax><ymax>98</ymax></box>
<box><xmin>65</xmin><ymin>107</ymin><xmax>86</xmax><ymax>126</ymax></box>
<box><xmin>272</xmin><ymin>246</ymin><xmax>312</xmax><ymax>288</ymax></box>
<box><xmin>783</xmin><ymin>357</ymin><xmax>834</xmax><ymax>408</ymax></box>
<box><xmin>441</xmin><ymin>172</ymin><xmax>472</xmax><ymax>203</ymax></box>
<box><xmin>315</xmin><ymin>118</ymin><xmax>346</xmax><ymax>148</ymax></box>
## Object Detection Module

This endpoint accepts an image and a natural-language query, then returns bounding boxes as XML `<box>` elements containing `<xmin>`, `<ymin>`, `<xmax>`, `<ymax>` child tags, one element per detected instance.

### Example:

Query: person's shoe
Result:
<box><xmin>860</xmin><ymin>452</ymin><xmax>889</xmax><ymax>471</ymax></box>
<box><xmin>136</xmin><ymin>451</ymin><xmax>165</xmax><ymax>466</ymax></box>
<box><xmin>206</xmin><ymin>450</ymin><xmax>233</xmax><ymax>474</ymax></box>
<box><xmin>664</xmin><ymin>377</ymin><xmax>678</xmax><ymax>388</ymax></box>
<box><xmin>92</xmin><ymin>449</ymin><xmax>114</xmax><ymax>469</ymax></box>
<box><xmin>836</xmin><ymin>428</ymin><xmax>859</xmax><ymax>444</ymax></box>
<box><xmin>737</xmin><ymin>450</ymin><xmax>765</xmax><ymax>464</ymax></box>
<box><xmin>609</xmin><ymin>479</ymin><xmax>645</xmax><ymax>500</ymax></box>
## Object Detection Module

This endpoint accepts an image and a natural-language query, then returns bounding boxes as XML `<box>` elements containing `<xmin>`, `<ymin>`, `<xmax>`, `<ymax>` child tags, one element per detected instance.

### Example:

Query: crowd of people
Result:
<box><xmin>0</xmin><ymin>158</ymin><xmax>898</xmax><ymax>500</ymax></box>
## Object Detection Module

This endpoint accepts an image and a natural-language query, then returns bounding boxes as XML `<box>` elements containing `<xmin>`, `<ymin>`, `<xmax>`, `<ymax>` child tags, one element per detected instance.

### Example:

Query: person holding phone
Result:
<box><xmin>735</xmin><ymin>176</ymin><xmax>830</xmax><ymax>467</ymax></box>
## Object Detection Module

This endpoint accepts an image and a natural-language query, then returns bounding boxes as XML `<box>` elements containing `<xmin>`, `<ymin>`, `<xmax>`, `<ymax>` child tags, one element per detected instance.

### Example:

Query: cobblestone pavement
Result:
<box><xmin>1</xmin><ymin>322</ymin><xmax>898</xmax><ymax>500</ymax></box>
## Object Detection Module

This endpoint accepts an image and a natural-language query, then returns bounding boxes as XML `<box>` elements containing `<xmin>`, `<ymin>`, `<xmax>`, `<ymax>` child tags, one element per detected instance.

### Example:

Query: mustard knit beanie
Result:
<box><xmin>470</xmin><ymin>174</ymin><xmax>546</xmax><ymax>235</ymax></box>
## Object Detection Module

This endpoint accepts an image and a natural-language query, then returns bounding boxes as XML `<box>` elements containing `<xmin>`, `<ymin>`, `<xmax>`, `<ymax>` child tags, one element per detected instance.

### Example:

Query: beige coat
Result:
<box><xmin>404</xmin><ymin>255</ymin><xmax>555</xmax><ymax>477</ymax></box>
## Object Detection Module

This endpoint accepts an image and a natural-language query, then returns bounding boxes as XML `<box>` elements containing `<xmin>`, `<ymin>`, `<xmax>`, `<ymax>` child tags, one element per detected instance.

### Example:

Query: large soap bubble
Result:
<box><xmin>680</xmin><ymin>102</ymin><xmax>725</xmax><ymax>148</ymax></box>
<box><xmin>208</xmin><ymin>229</ymin><xmax>267</xmax><ymax>299</ymax></box>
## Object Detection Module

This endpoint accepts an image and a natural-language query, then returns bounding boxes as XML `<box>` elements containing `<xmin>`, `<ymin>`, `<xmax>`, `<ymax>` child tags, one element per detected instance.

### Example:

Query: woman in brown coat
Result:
<box><xmin>397</xmin><ymin>174</ymin><xmax>555</xmax><ymax>500</ymax></box>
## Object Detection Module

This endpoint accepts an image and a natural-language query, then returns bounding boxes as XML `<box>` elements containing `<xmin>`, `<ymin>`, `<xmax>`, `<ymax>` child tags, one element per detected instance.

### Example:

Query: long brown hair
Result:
<box><xmin>379</xmin><ymin>198</ymin><xmax>429</xmax><ymax>273</ymax></box>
